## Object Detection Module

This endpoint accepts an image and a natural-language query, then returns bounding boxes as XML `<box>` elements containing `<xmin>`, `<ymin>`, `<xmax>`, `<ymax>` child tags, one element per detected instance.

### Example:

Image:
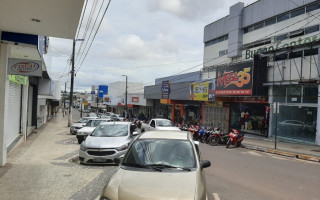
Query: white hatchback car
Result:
<box><xmin>99</xmin><ymin>131</ymin><xmax>211</xmax><ymax>200</ymax></box>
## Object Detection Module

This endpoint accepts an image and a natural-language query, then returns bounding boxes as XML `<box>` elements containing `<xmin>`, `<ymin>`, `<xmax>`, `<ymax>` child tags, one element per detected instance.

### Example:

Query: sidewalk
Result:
<box><xmin>242</xmin><ymin>135</ymin><xmax>320</xmax><ymax>162</ymax></box>
<box><xmin>0</xmin><ymin>110</ymin><xmax>115</xmax><ymax>200</ymax></box>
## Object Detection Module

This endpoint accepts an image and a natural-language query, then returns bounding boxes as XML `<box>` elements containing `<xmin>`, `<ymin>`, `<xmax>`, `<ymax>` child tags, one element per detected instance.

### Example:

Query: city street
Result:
<box><xmin>0</xmin><ymin>110</ymin><xmax>319</xmax><ymax>200</ymax></box>
<box><xmin>201</xmin><ymin>144</ymin><xmax>320</xmax><ymax>200</ymax></box>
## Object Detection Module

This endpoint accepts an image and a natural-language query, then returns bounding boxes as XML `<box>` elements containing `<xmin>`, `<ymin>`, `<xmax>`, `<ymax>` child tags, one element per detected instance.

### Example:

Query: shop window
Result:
<box><xmin>265</xmin><ymin>17</ymin><xmax>276</xmax><ymax>26</ymax></box>
<box><xmin>304</xmin><ymin>25</ymin><xmax>319</xmax><ymax>35</ymax></box>
<box><xmin>304</xmin><ymin>48</ymin><xmax>318</xmax><ymax>56</ymax></box>
<box><xmin>289</xmin><ymin>51</ymin><xmax>303</xmax><ymax>59</ymax></box>
<box><xmin>273</xmin><ymin>86</ymin><xmax>286</xmax><ymax>102</ymax></box>
<box><xmin>277</xmin><ymin>13</ymin><xmax>290</xmax><ymax>23</ymax></box>
<box><xmin>287</xmin><ymin>85</ymin><xmax>302</xmax><ymax>103</ymax></box>
<box><xmin>303</xmin><ymin>85</ymin><xmax>318</xmax><ymax>103</ymax></box>
<box><xmin>289</xmin><ymin>29</ymin><xmax>304</xmax><ymax>38</ymax></box>
<box><xmin>276</xmin><ymin>105</ymin><xmax>317</xmax><ymax>142</ymax></box>
<box><xmin>306</xmin><ymin>2</ymin><xmax>320</xmax><ymax>13</ymax></box>
<box><xmin>274</xmin><ymin>53</ymin><xmax>288</xmax><ymax>61</ymax></box>
<box><xmin>290</xmin><ymin>8</ymin><xmax>305</xmax><ymax>18</ymax></box>
<box><xmin>254</xmin><ymin>22</ymin><xmax>264</xmax><ymax>30</ymax></box>
<box><xmin>275</xmin><ymin>33</ymin><xmax>288</xmax><ymax>42</ymax></box>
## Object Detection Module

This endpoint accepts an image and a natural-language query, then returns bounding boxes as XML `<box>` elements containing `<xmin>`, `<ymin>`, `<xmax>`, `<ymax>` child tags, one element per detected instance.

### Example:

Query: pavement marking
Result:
<box><xmin>213</xmin><ymin>193</ymin><xmax>221</xmax><ymax>200</ymax></box>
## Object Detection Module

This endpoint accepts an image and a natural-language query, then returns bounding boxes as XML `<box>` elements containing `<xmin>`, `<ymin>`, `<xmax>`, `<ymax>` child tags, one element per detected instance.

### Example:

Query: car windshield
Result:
<box><xmin>77</xmin><ymin>118</ymin><xmax>90</xmax><ymax>123</ymax></box>
<box><xmin>85</xmin><ymin>120</ymin><xmax>103</xmax><ymax>127</ymax></box>
<box><xmin>123</xmin><ymin>139</ymin><xmax>196</xmax><ymax>169</ymax></box>
<box><xmin>91</xmin><ymin>124</ymin><xmax>128</xmax><ymax>137</ymax></box>
<box><xmin>156</xmin><ymin>120</ymin><xmax>174</xmax><ymax>127</ymax></box>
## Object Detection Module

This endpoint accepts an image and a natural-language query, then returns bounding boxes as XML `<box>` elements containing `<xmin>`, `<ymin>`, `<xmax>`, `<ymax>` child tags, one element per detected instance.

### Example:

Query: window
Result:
<box><xmin>306</xmin><ymin>2</ymin><xmax>320</xmax><ymax>13</ymax></box>
<box><xmin>287</xmin><ymin>85</ymin><xmax>301</xmax><ymax>103</ymax></box>
<box><xmin>254</xmin><ymin>22</ymin><xmax>264</xmax><ymax>30</ymax></box>
<box><xmin>289</xmin><ymin>29</ymin><xmax>304</xmax><ymax>38</ymax></box>
<box><xmin>265</xmin><ymin>17</ymin><xmax>276</xmax><ymax>26</ymax></box>
<box><xmin>219</xmin><ymin>49</ymin><xmax>228</xmax><ymax>57</ymax></box>
<box><xmin>204</xmin><ymin>35</ymin><xmax>228</xmax><ymax>47</ymax></box>
<box><xmin>244</xmin><ymin>26</ymin><xmax>254</xmax><ymax>34</ymax></box>
<box><xmin>277</xmin><ymin>13</ymin><xmax>290</xmax><ymax>22</ymax></box>
<box><xmin>275</xmin><ymin>53</ymin><xmax>288</xmax><ymax>61</ymax></box>
<box><xmin>289</xmin><ymin>51</ymin><xmax>303</xmax><ymax>59</ymax></box>
<box><xmin>290</xmin><ymin>8</ymin><xmax>305</xmax><ymax>18</ymax></box>
<box><xmin>275</xmin><ymin>33</ymin><xmax>288</xmax><ymax>42</ymax></box>
<box><xmin>273</xmin><ymin>86</ymin><xmax>286</xmax><ymax>102</ymax></box>
<box><xmin>304</xmin><ymin>48</ymin><xmax>318</xmax><ymax>56</ymax></box>
<box><xmin>303</xmin><ymin>85</ymin><xmax>318</xmax><ymax>103</ymax></box>
<box><xmin>304</xmin><ymin>25</ymin><xmax>319</xmax><ymax>35</ymax></box>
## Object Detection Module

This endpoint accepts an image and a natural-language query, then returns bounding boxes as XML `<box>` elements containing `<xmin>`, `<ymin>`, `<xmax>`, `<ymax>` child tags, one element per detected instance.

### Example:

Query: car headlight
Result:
<box><xmin>115</xmin><ymin>143</ymin><xmax>129</xmax><ymax>151</ymax></box>
<box><xmin>80</xmin><ymin>143</ymin><xmax>87</xmax><ymax>151</ymax></box>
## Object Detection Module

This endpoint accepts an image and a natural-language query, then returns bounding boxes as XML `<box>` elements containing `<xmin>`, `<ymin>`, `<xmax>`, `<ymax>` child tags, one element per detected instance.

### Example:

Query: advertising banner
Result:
<box><xmin>9</xmin><ymin>75</ymin><xmax>28</xmax><ymax>85</ymax></box>
<box><xmin>8</xmin><ymin>58</ymin><xmax>42</xmax><ymax>77</ymax></box>
<box><xmin>132</xmin><ymin>97</ymin><xmax>139</xmax><ymax>103</ymax></box>
<box><xmin>161</xmin><ymin>80</ymin><xmax>170</xmax><ymax>99</ymax></box>
<box><xmin>190</xmin><ymin>80</ymin><xmax>215</xmax><ymax>101</ymax></box>
<box><xmin>215</xmin><ymin>61</ymin><xmax>253</xmax><ymax>96</ymax></box>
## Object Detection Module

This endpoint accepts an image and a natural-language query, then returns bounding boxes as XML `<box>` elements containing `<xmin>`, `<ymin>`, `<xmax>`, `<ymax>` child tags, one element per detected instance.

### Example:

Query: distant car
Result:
<box><xmin>99</xmin><ymin>131</ymin><xmax>211</xmax><ymax>200</ymax></box>
<box><xmin>141</xmin><ymin>118</ymin><xmax>180</xmax><ymax>132</ymax></box>
<box><xmin>70</xmin><ymin>117</ymin><xmax>98</xmax><ymax>135</ymax></box>
<box><xmin>87</xmin><ymin>112</ymin><xmax>97</xmax><ymax>117</ymax></box>
<box><xmin>76</xmin><ymin>119</ymin><xmax>113</xmax><ymax>144</ymax></box>
<box><xmin>79</xmin><ymin>122</ymin><xmax>139</xmax><ymax>164</ymax></box>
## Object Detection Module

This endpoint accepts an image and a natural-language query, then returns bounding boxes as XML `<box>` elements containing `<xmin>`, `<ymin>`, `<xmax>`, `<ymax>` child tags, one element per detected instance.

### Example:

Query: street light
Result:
<box><xmin>122</xmin><ymin>75</ymin><xmax>127</xmax><ymax>118</ymax></box>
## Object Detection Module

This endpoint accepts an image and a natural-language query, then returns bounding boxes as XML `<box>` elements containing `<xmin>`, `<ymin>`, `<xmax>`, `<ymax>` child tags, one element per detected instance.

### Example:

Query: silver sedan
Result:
<box><xmin>79</xmin><ymin>122</ymin><xmax>139</xmax><ymax>164</ymax></box>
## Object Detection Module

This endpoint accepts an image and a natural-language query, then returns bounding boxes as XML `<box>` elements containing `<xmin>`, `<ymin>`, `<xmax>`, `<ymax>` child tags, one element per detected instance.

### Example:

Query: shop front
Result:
<box><xmin>215</xmin><ymin>59</ymin><xmax>269</xmax><ymax>135</ymax></box>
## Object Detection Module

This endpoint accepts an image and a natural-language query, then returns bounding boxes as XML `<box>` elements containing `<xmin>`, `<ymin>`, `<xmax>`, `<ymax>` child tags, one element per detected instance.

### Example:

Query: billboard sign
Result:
<box><xmin>161</xmin><ymin>80</ymin><xmax>170</xmax><ymax>99</ymax></box>
<box><xmin>8</xmin><ymin>58</ymin><xmax>42</xmax><ymax>77</ymax></box>
<box><xmin>132</xmin><ymin>97</ymin><xmax>139</xmax><ymax>103</ymax></box>
<box><xmin>190</xmin><ymin>80</ymin><xmax>215</xmax><ymax>101</ymax></box>
<box><xmin>215</xmin><ymin>61</ymin><xmax>253</xmax><ymax>96</ymax></box>
<box><xmin>98</xmin><ymin>85</ymin><xmax>108</xmax><ymax>98</ymax></box>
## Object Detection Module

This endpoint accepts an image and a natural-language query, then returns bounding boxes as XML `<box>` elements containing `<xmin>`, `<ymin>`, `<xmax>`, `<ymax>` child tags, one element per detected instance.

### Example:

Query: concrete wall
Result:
<box><xmin>155</xmin><ymin>71</ymin><xmax>201</xmax><ymax>85</ymax></box>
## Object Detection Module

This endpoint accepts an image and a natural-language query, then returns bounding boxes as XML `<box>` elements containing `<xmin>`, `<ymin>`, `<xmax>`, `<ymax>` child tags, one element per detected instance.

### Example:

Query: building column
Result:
<box><xmin>316</xmin><ymin>85</ymin><xmax>320</xmax><ymax>145</ymax></box>
<box><xmin>268</xmin><ymin>86</ymin><xmax>273</xmax><ymax>138</ymax></box>
<box><xmin>21</xmin><ymin>83</ymin><xmax>29</xmax><ymax>141</ymax></box>
<box><xmin>0</xmin><ymin>43</ymin><xmax>9</xmax><ymax>166</ymax></box>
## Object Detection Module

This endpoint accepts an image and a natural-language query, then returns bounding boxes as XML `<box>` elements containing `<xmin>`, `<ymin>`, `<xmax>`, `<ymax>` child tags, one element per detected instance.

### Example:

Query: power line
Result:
<box><xmin>75</xmin><ymin>0</ymin><xmax>112</xmax><ymax>74</ymax></box>
<box><xmin>75</xmin><ymin>0</ymin><xmax>89</xmax><ymax>40</ymax></box>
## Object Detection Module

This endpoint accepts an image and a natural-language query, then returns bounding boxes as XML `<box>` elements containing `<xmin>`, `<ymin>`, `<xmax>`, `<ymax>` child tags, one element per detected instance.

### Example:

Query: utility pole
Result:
<box><xmin>63</xmin><ymin>82</ymin><xmax>66</xmax><ymax>117</ymax></box>
<box><xmin>68</xmin><ymin>39</ymin><xmax>75</xmax><ymax>127</ymax></box>
<box><xmin>96</xmin><ymin>88</ymin><xmax>99</xmax><ymax>114</ymax></box>
<box><xmin>122</xmin><ymin>75</ymin><xmax>128</xmax><ymax>118</ymax></box>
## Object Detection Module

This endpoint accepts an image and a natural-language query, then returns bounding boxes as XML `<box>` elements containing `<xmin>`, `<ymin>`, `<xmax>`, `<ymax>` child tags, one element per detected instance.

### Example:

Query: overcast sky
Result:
<box><xmin>47</xmin><ymin>0</ymin><xmax>257</xmax><ymax>93</ymax></box>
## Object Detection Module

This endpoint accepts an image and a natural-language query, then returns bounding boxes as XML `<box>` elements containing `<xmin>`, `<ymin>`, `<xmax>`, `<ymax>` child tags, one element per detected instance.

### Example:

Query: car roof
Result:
<box><xmin>151</xmin><ymin>118</ymin><xmax>171</xmax><ymax>121</ymax></box>
<box><xmin>99</xmin><ymin>121</ymin><xmax>131</xmax><ymax>125</ymax></box>
<box><xmin>139</xmin><ymin>131</ymin><xmax>189</xmax><ymax>140</ymax></box>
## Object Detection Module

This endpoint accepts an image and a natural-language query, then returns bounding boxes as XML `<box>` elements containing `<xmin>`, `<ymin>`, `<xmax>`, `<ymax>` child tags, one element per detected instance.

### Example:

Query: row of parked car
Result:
<box><xmin>70</xmin><ymin>114</ymin><xmax>211</xmax><ymax>200</ymax></box>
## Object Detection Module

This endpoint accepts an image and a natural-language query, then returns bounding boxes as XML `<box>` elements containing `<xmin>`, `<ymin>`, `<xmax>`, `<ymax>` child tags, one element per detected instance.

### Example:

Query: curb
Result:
<box><xmin>242</xmin><ymin>143</ymin><xmax>320</xmax><ymax>163</ymax></box>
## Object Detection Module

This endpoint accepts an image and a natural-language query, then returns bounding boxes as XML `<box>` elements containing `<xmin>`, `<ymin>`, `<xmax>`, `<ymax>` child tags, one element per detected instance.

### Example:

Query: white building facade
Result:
<box><xmin>203</xmin><ymin>0</ymin><xmax>320</xmax><ymax>144</ymax></box>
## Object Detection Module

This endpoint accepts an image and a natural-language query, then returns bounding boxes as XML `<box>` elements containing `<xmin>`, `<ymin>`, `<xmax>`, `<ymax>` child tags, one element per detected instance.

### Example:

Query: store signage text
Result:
<box><xmin>245</xmin><ymin>35</ymin><xmax>318</xmax><ymax>59</ymax></box>
<box><xmin>217</xmin><ymin>68</ymin><xmax>251</xmax><ymax>88</ymax></box>
<box><xmin>132</xmin><ymin>97</ymin><xmax>139</xmax><ymax>103</ymax></box>
<box><xmin>161</xmin><ymin>80</ymin><xmax>170</xmax><ymax>100</ymax></box>
<box><xmin>9</xmin><ymin>75</ymin><xmax>28</xmax><ymax>85</ymax></box>
<box><xmin>8</xmin><ymin>58</ymin><xmax>42</xmax><ymax>77</ymax></box>
<box><xmin>190</xmin><ymin>80</ymin><xmax>215</xmax><ymax>101</ymax></box>
<box><xmin>215</xmin><ymin>62</ymin><xmax>253</xmax><ymax>96</ymax></box>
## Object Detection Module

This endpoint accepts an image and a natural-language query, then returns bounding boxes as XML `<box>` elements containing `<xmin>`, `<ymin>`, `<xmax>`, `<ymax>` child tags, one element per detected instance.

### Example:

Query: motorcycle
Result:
<box><xmin>226</xmin><ymin>129</ymin><xmax>244</xmax><ymax>148</ymax></box>
<box><xmin>209</xmin><ymin>125</ymin><xmax>229</xmax><ymax>146</ymax></box>
<box><xmin>189</xmin><ymin>125</ymin><xmax>200</xmax><ymax>140</ymax></box>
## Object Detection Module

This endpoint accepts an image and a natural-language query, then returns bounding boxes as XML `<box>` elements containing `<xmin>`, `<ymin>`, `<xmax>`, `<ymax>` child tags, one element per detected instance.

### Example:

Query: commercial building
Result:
<box><xmin>203</xmin><ymin>0</ymin><xmax>320</xmax><ymax>144</ymax></box>
<box><xmin>0</xmin><ymin>0</ymin><xmax>84</xmax><ymax>166</ymax></box>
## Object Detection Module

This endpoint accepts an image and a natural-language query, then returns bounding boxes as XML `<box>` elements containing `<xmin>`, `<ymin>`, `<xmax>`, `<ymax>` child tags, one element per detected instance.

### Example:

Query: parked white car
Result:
<box><xmin>76</xmin><ymin>118</ymin><xmax>113</xmax><ymax>144</ymax></box>
<box><xmin>141</xmin><ymin>118</ymin><xmax>180</xmax><ymax>132</ymax></box>
<box><xmin>70</xmin><ymin>117</ymin><xmax>98</xmax><ymax>135</ymax></box>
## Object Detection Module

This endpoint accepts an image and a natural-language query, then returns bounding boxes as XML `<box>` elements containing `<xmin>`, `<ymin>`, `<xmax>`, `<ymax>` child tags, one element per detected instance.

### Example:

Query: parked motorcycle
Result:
<box><xmin>189</xmin><ymin>125</ymin><xmax>200</xmax><ymax>140</ymax></box>
<box><xmin>226</xmin><ymin>129</ymin><xmax>244</xmax><ymax>148</ymax></box>
<box><xmin>209</xmin><ymin>128</ymin><xmax>229</xmax><ymax>146</ymax></box>
<box><xmin>201</xmin><ymin>128</ymin><xmax>213</xmax><ymax>144</ymax></box>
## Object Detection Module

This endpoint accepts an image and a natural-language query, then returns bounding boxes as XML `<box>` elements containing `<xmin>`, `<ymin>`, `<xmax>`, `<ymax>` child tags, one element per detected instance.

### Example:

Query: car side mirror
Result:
<box><xmin>200</xmin><ymin>160</ymin><xmax>211</xmax><ymax>169</ymax></box>
<box><xmin>114</xmin><ymin>157</ymin><xmax>123</xmax><ymax>166</ymax></box>
<box><xmin>132</xmin><ymin>131</ymin><xmax>139</xmax><ymax>136</ymax></box>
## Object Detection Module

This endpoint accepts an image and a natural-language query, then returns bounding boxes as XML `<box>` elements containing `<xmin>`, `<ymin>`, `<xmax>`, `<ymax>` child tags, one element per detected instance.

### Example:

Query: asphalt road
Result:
<box><xmin>200</xmin><ymin>143</ymin><xmax>320</xmax><ymax>200</ymax></box>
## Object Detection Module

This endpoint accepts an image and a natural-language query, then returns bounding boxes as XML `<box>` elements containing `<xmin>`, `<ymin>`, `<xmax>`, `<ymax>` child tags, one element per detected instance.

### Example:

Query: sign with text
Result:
<box><xmin>9</xmin><ymin>75</ymin><xmax>28</xmax><ymax>85</ymax></box>
<box><xmin>215</xmin><ymin>61</ymin><xmax>253</xmax><ymax>96</ymax></box>
<box><xmin>161</xmin><ymin>80</ymin><xmax>170</xmax><ymax>99</ymax></box>
<box><xmin>132</xmin><ymin>97</ymin><xmax>139</xmax><ymax>103</ymax></box>
<box><xmin>8</xmin><ymin>58</ymin><xmax>42</xmax><ymax>77</ymax></box>
<box><xmin>190</xmin><ymin>80</ymin><xmax>215</xmax><ymax>101</ymax></box>
<box><xmin>98</xmin><ymin>85</ymin><xmax>108</xmax><ymax>98</ymax></box>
